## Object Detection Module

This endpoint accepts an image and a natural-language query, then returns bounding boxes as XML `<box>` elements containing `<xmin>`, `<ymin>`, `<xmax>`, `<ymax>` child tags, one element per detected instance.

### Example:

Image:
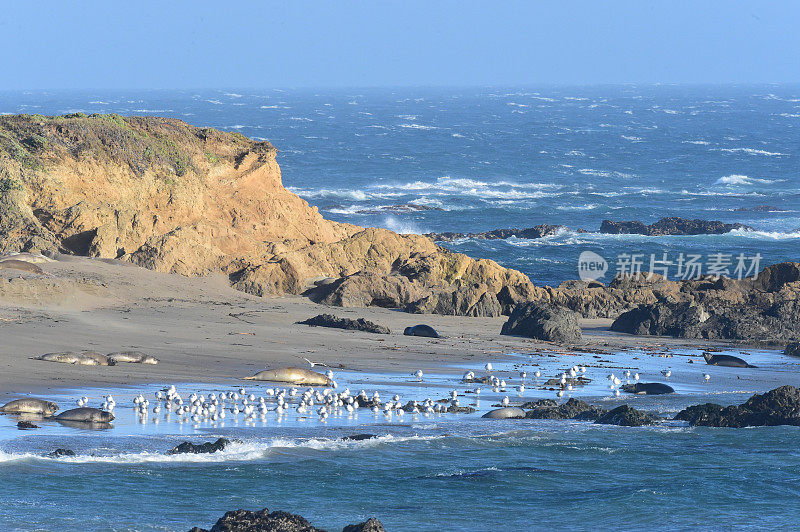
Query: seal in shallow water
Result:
<box><xmin>403</xmin><ymin>324</ymin><xmax>440</xmax><ymax>338</ymax></box>
<box><xmin>703</xmin><ymin>353</ymin><xmax>756</xmax><ymax>368</ymax></box>
<box><xmin>243</xmin><ymin>367</ymin><xmax>332</xmax><ymax>386</ymax></box>
<box><xmin>54</xmin><ymin>407</ymin><xmax>114</xmax><ymax>423</ymax></box>
<box><xmin>621</xmin><ymin>382</ymin><xmax>675</xmax><ymax>395</ymax></box>
<box><xmin>0</xmin><ymin>398</ymin><xmax>59</xmax><ymax>416</ymax></box>
<box><xmin>482</xmin><ymin>407</ymin><xmax>526</xmax><ymax>419</ymax></box>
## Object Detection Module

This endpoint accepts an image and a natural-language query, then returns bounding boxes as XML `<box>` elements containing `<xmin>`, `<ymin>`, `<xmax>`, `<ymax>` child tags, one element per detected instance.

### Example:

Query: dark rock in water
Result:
<box><xmin>675</xmin><ymin>385</ymin><xmax>800</xmax><ymax>427</ymax></box>
<box><xmin>342</xmin><ymin>518</ymin><xmax>387</xmax><ymax>532</ymax></box>
<box><xmin>621</xmin><ymin>382</ymin><xmax>675</xmax><ymax>395</ymax></box>
<box><xmin>403</xmin><ymin>324</ymin><xmax>440</xmax><ymax>338</ymax></box>
<box><xmin>425</xmin><ymin>224</ymin><xmax>568</xmax><ymax>242</ymax></box>
<box><xmin>501</xmin><ymin>302</ymin><xmax>582</xmax><ymax>343</ymax></box>
<box><xmin>733</xmin><ymin>205</ymin><xmax>785</xmax><ymax>212</ymax></box>
<box><xmin>17</xmin><ymin>420</ymin><xmax>39</xmax><ymax>429</ymax></box>
<box><xmin>520</xmin><ymin>399</ymin><xmax>558</xmax><ymax>409</ymax></box>
<box><xmin>297</xmin><ymin>314</ymin><xmax>390</xmax><ymax>335</ymax></box>
<box><xmin>524</xmin><ymin>398</ymin><xmax>606</xmax><ymax>421</ymax></box>
<box><xmin>786</xmin><ymin>342</ymin><xmax>800</xmax><ymax>358</ymax></box>
<box><xmin>341</xmin><ymin>433</ymin><xmax>377</xmax><ymax>441</ymax></box>
<box><xmin>595</xmin><ymin>405</ymin><xmax>659</xmax><ymax>426</ymax></box>
<box><xmin>447</xmin><ymin>404</ymin><xmax>477</xmax><ymax>414</ymax></box>
<box><xmin>543</xmin><ymin>376</ymin><xmax>591</xmax><ymax>387</ymax></box>
<box><xmin>48</xmin><ymin>448</ymin><xmax>75</xmax><ymax>457</ymax></box>
<box><xmin>703</xmin><ymin>353</ymin><xmax>756</xmax><ymax>368</ymax></box>
<box><xmin>205</xmin><ymin>508</ymin><xmax>321</xmax><ymax>532</ymax></box>
<box><xmin>167</xmin><ymin>438</ymin><xmax>230</xmax><ymax>455</ymax></box>
<box><xmin>600</xmin><ymin>217</ymin><xmax>752</xmax><ymax>236</ymax></box>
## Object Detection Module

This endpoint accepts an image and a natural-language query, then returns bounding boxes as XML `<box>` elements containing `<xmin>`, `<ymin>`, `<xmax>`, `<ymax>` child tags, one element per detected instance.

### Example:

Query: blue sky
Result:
<box><xmin>2</xmin><ymin>1</ymin><xmax>798</xmax><ymax>89</ymax></box>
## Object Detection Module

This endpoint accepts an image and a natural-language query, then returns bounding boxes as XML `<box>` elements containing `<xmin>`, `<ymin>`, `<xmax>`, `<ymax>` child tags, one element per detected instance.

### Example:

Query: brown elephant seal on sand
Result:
<box><xmin>107</xmin><ymin>351</ymin><xmax>159</xmax><ymax>365</ymax></box>
<box><xmin>244</xmin><ymin>367</ymin><xmax>332</xmax><ymax>386</ymax></box>
<box><xmin>0</xmin><ymin>252</ymin><xmax>54</xmax><ymax>264</ymax></box>
<box><xmin>37</xmin><ymin>351</ymin><xmax>115</xmax><ymax>366</ymax></box>
<box><xmin>482</xmin><ymin>407</ymin><xmax>526</xmax><ymax>419</ymax></box>
<box><xmin>0</xmin><ymin>259</ymin><xmax>44</xmax><ymax>274</ymax></box>
<box><xmin>1</xmin><ymin>398</ymin><xmax>59</xmax><ymax>416</ymax></box>
<box><xmin>54</xmin><ymin>407</ymin><xmax>114</xmax><ymax>423</ymax></box>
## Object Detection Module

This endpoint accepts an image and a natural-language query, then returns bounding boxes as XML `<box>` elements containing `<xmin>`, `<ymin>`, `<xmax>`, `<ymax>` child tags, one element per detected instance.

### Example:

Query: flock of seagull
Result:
<box><xmin>64</xmin><ymin>358</ymin><xmax>715</xmax><ymax>427</ymax></box>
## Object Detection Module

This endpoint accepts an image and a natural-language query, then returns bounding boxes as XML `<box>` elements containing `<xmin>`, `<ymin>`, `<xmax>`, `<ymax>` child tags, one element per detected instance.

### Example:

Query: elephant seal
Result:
<box><xmin>403</xmin><ymin>324</ymin><xmax>440</xmax><ymax>338</ymax></box>
<box><xmin>37</xmin><ymin>351</ymin><xmax>114</xmax><ymax>366</ymax></box>
<box><xmin>703</xmin><ymin>353</ymin><xmax>756</xmax><ymax>368</ymax></box>
<box><xmin>621</xmin><ymin>382</ymin><xmax>675</xmax><ymax>395</ymax></box>
<box><xmin>0</xmin><ymin>252</ymin><xmax>54</xmax><ymax>264</ymax></box>
<box><xmin>482</xmin><ymin>407</ymin><xmax>526</xmax><ymax>419</ymax></box>
<box><xmin>54</xmin><ymin>407</ymin><xmax>114</xmax><ymax>423</ymax></box>
<box><xmin>0</xmin><ymin>398</ymin><xmax>59</xmax><ymax>416</ymax></box>
<box><xmin>107</xmin><ymin>351</ymin><xmax>159</xmax><ymax>365</ymax></box>
<box><xmin>0</xmin><ymin>259</ymin><xmax>44</xmax><ymax>274</ymax></box>
<box><xmin>243</xmin><ymin>367</ymin><xmax>332</xmax><ymax>386</ymax></box>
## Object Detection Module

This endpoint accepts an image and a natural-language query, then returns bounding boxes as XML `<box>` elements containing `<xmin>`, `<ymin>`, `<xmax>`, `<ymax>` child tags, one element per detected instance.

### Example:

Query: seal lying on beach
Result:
<box><xmin>403</xmin><ymin>324</ymin><xmax>440</xmax><ymax>338</ymax></box>
<box><xmin>0</xmin><ymin>252</ymin><xmax>54</xmax><ymax>264</ymax></box>
<box><xmin>0</xmin><ymin>259</ymin><xmax>45</xmax><ymax>274</ymax></box>
<box><xmin>107</xmin><ymin>351</ymin><xmax>159</xmax><ymax>365</ymax></box>
<box><xmin>0</xmin><ymin>398</ymin><xmax>59</xmax><ymax>416</ymax></box>
<box><xmin>36</xmin><ymin>351</ymin><xmax>115</xmax><ymax>366</ymax></box>
<box><xmin>482</xmin><ymin>407</ymin><xmax>526</xmax><ymax>419</ymax></box>
<box><xmin>54</xmin><ymin>407</ymin><xmax>114</xmax><ymax>423</ymax></box>
<box><xmin>703</xmin><ymin>353</ymin><xmax>756</xmax><ymax>368</ymax></box>
<box><xmin>621</xmin><ymin>382</ymin><xmax>675</xmax><ymax>395</ymax></box>
<box><xmin>243</xmin><ymin>367</ymin><xmax>332</xmax><ymax>386</ymax></box>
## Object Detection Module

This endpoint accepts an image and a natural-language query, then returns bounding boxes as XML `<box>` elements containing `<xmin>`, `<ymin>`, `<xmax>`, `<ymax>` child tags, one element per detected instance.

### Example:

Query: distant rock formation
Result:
<box><xmin>189</xmin><ymin>507</ymin><xmax>386</xmax><ymax>532</ymax></box>
<box><xmin>675</xmin><ymin>386</ymin><xmax>800</xmax><ymax>427</ymax></box>
<box><xmin>425</xmin><ymin>224</ymin><xmax>569</xmax><ymax>242</ymax></box>
<box><xmin>599</xmin><ymin>217</ymin><xmax>753</xmax><ymax>236</ymax></box>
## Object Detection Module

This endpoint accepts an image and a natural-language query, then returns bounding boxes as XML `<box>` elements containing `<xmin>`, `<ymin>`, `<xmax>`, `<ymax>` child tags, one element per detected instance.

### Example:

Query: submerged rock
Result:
<box><xmin>524</xmin><ymin>398</ymin><xmax>606</xmax><ymax>421</ymax></box>
<box><xmin>500</xmin><ymin>302</ymin><xmax>582</xmax><ymax>343</ymax></box>
<box><xmin>342</xmin><ymin>518</ymin><xmax>387</xmax><ymax>532</ymax></box>
<box><xmin>48</xmin><ymin>448</ymin><xmax>76</xmax><ymax>458</ymax></box>
<box><xmin>785</xmin><ymin>342</ymin><xmax>800</xmax><ymax>358</ymax></box>
<box><xmin>341</xmin><ymin>434</ymin><xmax>377</xmax><ymax>441</ymax></box>
<box><xmin>17</xmin><ymin>420</ymin><xmax>39</xmax><ymax>430</ymax></box>
<box><xmin>675</xmin><ymin>385</ymin><xmax>800</xmax><ymax>427</ymax></box>
<box><xmin>191</xmin><ymin>507</ymin><xmax>386</xmax><ymax>532</ymax></box>
<box><xmin>595</xmin><ymin>405</ymin><xmax>659</xmax><ymax>426</ymax></box>
<box><xmin>600</xmin><ymin>217</ymin><xmax>752</xmax><ymax>236</ymax></box>
<box><xmin>167</xmin><ymin>438</ymin><xmax>230</xmax><ymax>455</ymax></box>
<box><xmin>297</xmin><ymin>314</ymin><xmax>390</xmax><ymax>334</ymax></box>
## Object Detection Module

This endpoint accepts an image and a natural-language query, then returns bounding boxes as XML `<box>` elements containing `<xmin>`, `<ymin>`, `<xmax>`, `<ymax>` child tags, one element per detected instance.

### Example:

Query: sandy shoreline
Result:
<box><xmin>0</xmin><ymin>256</ymin><xmax>767</xmax><ymax>402</ymax></box>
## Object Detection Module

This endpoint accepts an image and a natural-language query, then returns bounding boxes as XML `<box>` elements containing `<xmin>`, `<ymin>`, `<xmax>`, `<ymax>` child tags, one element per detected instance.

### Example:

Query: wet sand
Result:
<box><xmin>0</xmin><ymin>255</ymin><xmax>763</xmax><ymax>401</ymax></box>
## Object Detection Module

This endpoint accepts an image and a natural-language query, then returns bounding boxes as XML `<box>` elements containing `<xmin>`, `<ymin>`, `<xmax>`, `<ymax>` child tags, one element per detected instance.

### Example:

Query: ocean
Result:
<box><xmin>3</xmin><ymin>85</ymin><xmax>798</xmax><ymax>285</ymax></box>
<box><xmin>1</xmin><ymin>86</ymin><xmax>800</xmax><ymax>531</ymax></box>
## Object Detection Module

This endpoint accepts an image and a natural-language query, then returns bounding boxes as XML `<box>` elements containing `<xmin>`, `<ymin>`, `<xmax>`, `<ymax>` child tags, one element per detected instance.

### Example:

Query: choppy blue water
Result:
<box><xmin>3</xmin><ymin>85</ymin><xmax>798</xmax><ymax>285</ymax></box>
<box><xmin>2</xmin><ymin>87</ymin><xmax>800</xmax><ymax>530</ymax></box>
<box><xmin>2</xmin><ymin>348</ymin><xmax>800</xmax><ymax>531</ymax></box>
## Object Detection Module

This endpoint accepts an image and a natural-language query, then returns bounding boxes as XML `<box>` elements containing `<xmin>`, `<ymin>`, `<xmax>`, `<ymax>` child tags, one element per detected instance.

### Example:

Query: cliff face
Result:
<box><xmin>0</xmin><ymin>114</ymin><xmax>537</xmax><ymax>314</ymax></box>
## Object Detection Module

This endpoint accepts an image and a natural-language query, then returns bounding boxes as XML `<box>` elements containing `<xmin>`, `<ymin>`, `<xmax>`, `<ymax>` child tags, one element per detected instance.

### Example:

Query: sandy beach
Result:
<box><xmin>0</xmin><ymin>255</ymin><xmax>758</xmax><ymax>401</ymax></box>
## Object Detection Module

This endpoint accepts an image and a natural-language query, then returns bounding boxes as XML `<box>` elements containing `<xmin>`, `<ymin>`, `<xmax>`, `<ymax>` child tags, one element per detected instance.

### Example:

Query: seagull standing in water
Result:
<box><xmin>414</xmin><ymin>370</ymin><xmax>423</xmax><ymax>382</ymax></box>
<box><xmin>485</xmin><ymin>363</ymin><xmax>493</xmax><ymax>372</ymax></box>
<box><xmin>703</xmin><ymin>373</ymin><xmax>711</xmax><ymax>384</ymax></box>
<box><xmin>662</xmin><ymin>369</ymin><xmax>672</xmax><ymax>379</ymax></box>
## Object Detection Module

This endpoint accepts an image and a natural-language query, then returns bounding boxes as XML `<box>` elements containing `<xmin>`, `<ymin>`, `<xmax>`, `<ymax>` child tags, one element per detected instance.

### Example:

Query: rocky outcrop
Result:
<box><xmin>297</xmin><ymin>314</ymin><xmax>390</xmax><ymax>334</ymax></box>
<box><xmin>190</xmin><ymin>508</ymin><xmax>385</xmax><ymax>532</ymax></box>
<box><xmin>595</xmin><ymin>405</ymin><xmax>659</xmax><ymax>426</ymax></box>
<box><xmin>167</xmin><ymin>438</ymin><xmax>230</xmax><ymax>455</ymax></box>
<box><xmin>425</xmin><ymin>224</ymin><xmax>569</xmax><ymax>242</ymax></box>
<box><xmin>500</xmin><ymin>302</ymin><xmax>582</xmax><ymax>343</ymax></box>
<box><xmin>675</xmin><ymin>386</ymin><xmax>800</xmax><ymax>427</ymax></box>
<box><xmin>786</xmin><ymin>342</ymin><xmax>800</xmax><ymax>357</ymax></box>
<box><xmin>523</xmin><ymin>398</ymin><xmax>605</xmax><ymax>421</ymax></box>
<box><xmin>609</xmin><ymin>262</ymin><xmax>800</xmax><ymax>343</ymax></box>
<box><xmin>600</xmin><ymin>217</ymin><xmax>752</xmax><ymax>236</ymax></box>
<box><xmin>0</xmin><ymin>114</ymin><xmax>536</xmax><ymax>316</ymax></box>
